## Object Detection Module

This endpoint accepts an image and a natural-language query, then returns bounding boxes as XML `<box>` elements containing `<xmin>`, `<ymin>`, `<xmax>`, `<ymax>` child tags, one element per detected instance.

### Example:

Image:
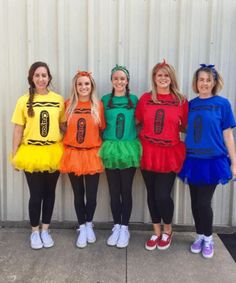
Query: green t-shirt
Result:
<box><xmin>102</xmin><ymin>93</ymin><xmax>138</xmax><ymax>141</ymax></box>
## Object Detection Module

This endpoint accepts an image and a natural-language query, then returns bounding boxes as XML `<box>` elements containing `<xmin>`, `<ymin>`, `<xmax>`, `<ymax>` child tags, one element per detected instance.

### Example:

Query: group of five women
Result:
<box><xmin>11</xmin><ymin>60</ymin><xmax>236</xmax><ymax>259</ymax></box>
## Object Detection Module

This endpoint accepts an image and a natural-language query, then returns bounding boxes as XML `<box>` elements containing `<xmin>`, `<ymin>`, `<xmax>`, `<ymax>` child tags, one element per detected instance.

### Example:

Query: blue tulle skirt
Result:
<box><xmin>178</xmin><ymin>156</ymin><xmax>232</xmax><ymax>185</ymax></box>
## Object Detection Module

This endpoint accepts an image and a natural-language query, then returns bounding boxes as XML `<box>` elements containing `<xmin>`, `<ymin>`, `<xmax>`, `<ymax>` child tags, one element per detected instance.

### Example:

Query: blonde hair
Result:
<box><xmin>151</xmin><ymin>62</ymin><xmax>185</xmax><ymax>103</ymax></box>
<box><xmin>192</xmin><ymin>67</ymin><xmax>224</xmax><ymax>95</ymax></box>
<box><xmin>66</xmin><ymin>72</ymin><xmax>101</xmax><ymax>124</ymax></box>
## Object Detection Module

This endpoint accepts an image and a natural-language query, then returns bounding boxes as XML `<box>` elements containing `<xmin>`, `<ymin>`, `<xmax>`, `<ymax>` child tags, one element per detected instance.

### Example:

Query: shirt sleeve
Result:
<box><xmin>222</xmin><ymin>99</ymin><xmax>236</xmax><ymax>130</ymax></box>
<box><xmin>99</xmin><ymin>101</ymin><xmax>106</xmax><ymax>130</ymax></box>
<box><xmin>181</xmin><ymin>98</ymin><xmax>189</xmax><ymax>128</ymax></box>
<box><xmin>11</xmin><ymin>96</ymin><xmax>26</xmax><ymax>125</ymax></box>
<box><xmin>59</xmin><ymin>96</ymin><xmax>67</xmax><ymax>123</ymax></box>
<box><xmin>135</xmin><ymin>95</ymin><xmax>144</xmax><ymax>123</ymax></box>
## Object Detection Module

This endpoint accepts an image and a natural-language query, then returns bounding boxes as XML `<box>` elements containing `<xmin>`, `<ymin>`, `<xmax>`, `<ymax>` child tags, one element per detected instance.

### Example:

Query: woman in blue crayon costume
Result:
<box><xmin>100</xmin><ymin>65</ymin><xmax>141</xmax><ymax>248</ymax></box>
<box><xmin>179</xmin><ymin>64</ymin><xmax>236</xmax><ymax>259</ymax></box>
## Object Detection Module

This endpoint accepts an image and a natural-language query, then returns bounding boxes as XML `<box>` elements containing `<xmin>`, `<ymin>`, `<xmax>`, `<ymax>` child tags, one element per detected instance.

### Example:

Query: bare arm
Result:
<box><xmin>12</xmin><ymin>124</ymin><xmax>24</xmax><ymax>156</ymax></box>
<box><xmin>60</xmin><ymin>122</ymin><xmax>67</xmax><ymax>134</ymax></box>
<box><xmin>223</xmin><ymin>128</ymin><xmax>236</xmax><ymax>177</ymax></box>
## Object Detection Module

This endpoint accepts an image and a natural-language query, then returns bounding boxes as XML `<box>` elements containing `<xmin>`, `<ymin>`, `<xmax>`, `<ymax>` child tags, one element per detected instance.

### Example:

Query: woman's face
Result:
<box><xmin>111</xmin><ymin>70</ymin><xmax>128</xmax><ymax>94</ymax></box>
<box><xmin>76</xmin><ymin>76</ymin><xmax>92</xmax><ymax>101</ymax></box>
<box><xmin>154</xmin><ymin>68</ymin><xmax>171</xmax><ymax>92</ymax></box>
<box><xmin>32</xmin><ymin>66</ymin><xmax>50</xmax><ymax>93</ymax></box>
<box><xmin>197</xmin><ymin>71</ymin><xmax>215</xmax><ymax>97</ymax></box>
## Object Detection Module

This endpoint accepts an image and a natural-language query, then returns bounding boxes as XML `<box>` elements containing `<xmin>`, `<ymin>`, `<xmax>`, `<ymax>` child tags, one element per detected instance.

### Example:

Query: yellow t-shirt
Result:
<box><xmin>11</xmin><ymin>91</ymin><xmax>66</xmax><ymax>145</ymax></box>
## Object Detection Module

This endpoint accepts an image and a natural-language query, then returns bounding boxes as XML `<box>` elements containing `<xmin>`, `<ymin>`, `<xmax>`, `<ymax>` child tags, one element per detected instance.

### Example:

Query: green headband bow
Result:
<box><xmin>111</xmin><ymin>64</ymin><xmax>130</xmax><ymax>80</ymax></box>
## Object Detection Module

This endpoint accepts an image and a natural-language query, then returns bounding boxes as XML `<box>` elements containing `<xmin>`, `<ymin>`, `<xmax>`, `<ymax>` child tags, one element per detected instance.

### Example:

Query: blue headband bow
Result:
<box><xmin>199</xmin><ymin>64</ymin><xmax>218</xmax><ymax>79</ymax></box>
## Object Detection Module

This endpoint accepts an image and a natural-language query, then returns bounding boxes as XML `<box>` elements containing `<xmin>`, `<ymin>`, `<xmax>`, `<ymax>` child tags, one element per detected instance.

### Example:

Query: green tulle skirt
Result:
<box><xmin>99</xmin><ymin>139</ymin><xmax>142</xmax><ymax>169</ymax></box>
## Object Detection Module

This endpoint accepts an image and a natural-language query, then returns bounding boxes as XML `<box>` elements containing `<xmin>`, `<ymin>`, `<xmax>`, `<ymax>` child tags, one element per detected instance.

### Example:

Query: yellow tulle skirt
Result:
<box><xmin>11</xmin><ymin>142</ymin><xmax>63</xmax><ymax>173</ymax></box>
<box><xmin>60</xmin><ymin>146</ymin><xmax>104</xmax><ymax>176</ymax></box>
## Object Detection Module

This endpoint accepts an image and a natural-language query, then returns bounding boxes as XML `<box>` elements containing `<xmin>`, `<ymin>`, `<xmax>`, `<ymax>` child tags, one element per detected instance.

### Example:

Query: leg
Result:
<box><xmin>189</xmin><ymin>184</ymin><xmax>203</xmax><ymax>234</ymax></box>
<box><xmin>141</xmin><ymin>170</ymin><xmax>162</xmax><ymax>250</ymax></box>
<box><xmin>84</xmin><ymin>173</ymin><xmax>99</xmax><ymax>222</ymax></box>
<box><xmin>24</xmin><ymin>171</ymin><xmax>44</xmax><ymax>249</ymax></box>
<box><xmin>42</xmin><ymin>171</ymin><xmax>60</xmax><ymax>226</ymax></box>
<box><xmin>120</xmin><ymin>167</ymin><xmax>136</xmax><ymax>225</ymax></box>
<box><xmin>68</xmin><ymin>173</ymin><xmax>86</xmax><ymax>225</ymax></box>
<box><xmin>154</xmin><ymin>172</ymin><xmax>176</xmax><ymax>230</ymax></box>
<box><xmin>141</xmin><ymin>170</ymin><xmax>161</xmax><ymax>225</ymax></box>
<box><xmin>154</xmin><ymin>172</ymin><xmax>176</xmax><ymax>250</ymax></box>
<box><xmin>105</xmin><ymin>169</ymin><xmax>122</xmax><ymax>224</ymax></box>
<box><xmin>25</xmin><ymin>171</ymin><xmax>44</xmax><ymax>229</ymax></box>
<box><xmin>196</xmin><ymin>184</ymin><xmax>217</xmax><ymax>236</ymax></box>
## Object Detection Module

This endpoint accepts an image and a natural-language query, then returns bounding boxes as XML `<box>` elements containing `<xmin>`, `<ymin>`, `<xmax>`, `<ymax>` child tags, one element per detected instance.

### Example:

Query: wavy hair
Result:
<box><xmin>66</xmin><ymin>72</ymin><xmax>101</xmax><ymax>124</ymax></box>
<box><xmin>151</xmin><ymin>62</ymin><xmax>185</xmax><ymax>103</ymax></box>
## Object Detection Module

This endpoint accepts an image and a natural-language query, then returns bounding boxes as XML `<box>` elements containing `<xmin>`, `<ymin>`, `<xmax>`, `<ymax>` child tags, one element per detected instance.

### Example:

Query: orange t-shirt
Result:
<box><xmin>63</xmin><ymin>100</ymin><xmax>105</xmax><ymax>148</ymax></box>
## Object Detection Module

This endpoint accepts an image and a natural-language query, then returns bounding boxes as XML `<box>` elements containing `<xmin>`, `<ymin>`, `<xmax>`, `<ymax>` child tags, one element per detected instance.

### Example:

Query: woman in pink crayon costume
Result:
<box><xmin>136</xmin><ymin>60</ymin><xmax>188</xmax><ymax>251</ymax></box>
<box><xmin>179</xmin><ymin>64</ymin><xmax>236</xmax><ymax>259</ymax></box>
<box><xmin>60</xmin><ymin>71</ymin><xmax>105</xmax><ymax>248</ymax></box>
<box><xmin>11</xmin><ymin>62</ymin><xmax>66</xmax><ymax>249</ymax></box>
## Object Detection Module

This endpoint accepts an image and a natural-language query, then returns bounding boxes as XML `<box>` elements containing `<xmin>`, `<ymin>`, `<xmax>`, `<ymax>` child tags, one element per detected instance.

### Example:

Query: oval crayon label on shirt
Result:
<box><xmin>40</xmin><ymin>110</ymin><xmax>50</xmax><ymax>137</ymax></box>
<box><xmin>193</xmin><ymin>115</ymin><xmax>202</xmax><ymax>143</ymax></box>
<box><xmin>116</xmin><ymin>113</ymin><xmax>125</xmax><ymax>139</ymax></box>
<box><xmin>77</xmin><ymin>118</ymin><xmax>86</xmax><ymax>144</ymax></box>
<box><xmin>154</xmin><ymin>109</ymin><xmax>164</xmax><ymax>134</ymax></box>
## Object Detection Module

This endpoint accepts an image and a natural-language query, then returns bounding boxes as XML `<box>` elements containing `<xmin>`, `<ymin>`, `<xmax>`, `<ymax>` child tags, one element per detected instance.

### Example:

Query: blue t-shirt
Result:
<box><xmin>185</xmin><ymin>95</ymin><xmax>235</xmax><ymax>158</ymax></box>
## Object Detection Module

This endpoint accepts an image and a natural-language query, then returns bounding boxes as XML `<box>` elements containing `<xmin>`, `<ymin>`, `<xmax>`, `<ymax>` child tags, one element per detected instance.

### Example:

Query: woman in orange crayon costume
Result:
<box><xmin>136</xmin><ymin>60</ymin><xmax>188</xmax><ymax>251</ymax></box>
<box><xmin>60</xmin><ymin>71</ymin><xmax>105</xmax><ymax>248</ymax></box>
<box><xmin>11</xmin><ymin>61</ymin><xmax>66</xmax><ymax>249</ymax></box>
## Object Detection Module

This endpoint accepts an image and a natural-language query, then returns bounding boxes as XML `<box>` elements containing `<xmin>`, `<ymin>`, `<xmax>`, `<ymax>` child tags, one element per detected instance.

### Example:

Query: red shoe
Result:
<box><xmin>145</xmin><ymin>235</ymin><xmax>161</xmax><ymax>251</ymax></box>
<box><xmin>157</xmin><ymin>232</ymin><xmax>173</xmax><ymax>250</ymax></box>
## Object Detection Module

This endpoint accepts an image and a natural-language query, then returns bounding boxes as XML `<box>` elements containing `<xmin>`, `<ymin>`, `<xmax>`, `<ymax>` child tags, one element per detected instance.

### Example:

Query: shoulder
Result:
<box><xmin>129</xmin><ymin>93</ymin><xmax>138</xmax><ymax>103</ymax></box>
<box><xmin>138</xmin><ymin>92</ymin><xmax>151</xmax><ymax>103</ymax></box>
<box><xmin>14</xmin><ymin>94</ymin><xmax>29</xmax><ymax>107</ymax></box>
<box><xmin>101</xmin><ymin>93</ymin><xmax>112</xmax><ymax>105</ymax></box>
<box><xmin>48</xmin><ymin>91</ymin><xmax>64</xmax><ymax>102</ymax></box>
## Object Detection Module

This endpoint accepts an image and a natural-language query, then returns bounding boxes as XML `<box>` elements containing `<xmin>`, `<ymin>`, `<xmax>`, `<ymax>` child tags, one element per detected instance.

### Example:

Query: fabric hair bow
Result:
<box><xmin>199</xmin><ymin>64</ymin><xmax>217</xmax><ymax>79</ymax></box>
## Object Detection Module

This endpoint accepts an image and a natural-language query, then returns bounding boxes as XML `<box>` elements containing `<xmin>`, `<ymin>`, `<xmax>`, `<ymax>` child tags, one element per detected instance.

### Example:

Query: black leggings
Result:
<box><xmin>68</xmin><ymin>173</ymin><xmax>99</xmax><ymax>225</ymax></box>
<box><xmin>141</xmin><ymin>170</ymin><xmax>176</xmax><ymax>224</ymax></box>
<box><xmin>189</xmin><ymin>184</ymin><xmax>217</xmax><ymax>236</ymax></box>
<box><xmin>105</xmin><ymin>167</ymin><xmax>136</xmax><ymax>226</ymax></box>
<box><xmin>25</xmin><ymin>171</ymin><xmax>60</xmax><ymax>227</ymax></box>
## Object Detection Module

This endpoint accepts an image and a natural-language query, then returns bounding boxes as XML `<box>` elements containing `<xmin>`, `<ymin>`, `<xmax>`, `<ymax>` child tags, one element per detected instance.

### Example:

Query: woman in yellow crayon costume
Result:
<box><xmin>11</xmin><ymin>62</ymin><xmax>66</xmax><ymax>249</ymax></box>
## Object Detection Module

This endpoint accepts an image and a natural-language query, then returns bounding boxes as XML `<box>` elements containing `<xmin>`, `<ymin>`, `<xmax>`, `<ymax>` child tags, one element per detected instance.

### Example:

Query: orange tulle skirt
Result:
<box><xmin>60</xmin><ymin>146</ymin><xmax>104</xmax><ymax>176</ymax></box>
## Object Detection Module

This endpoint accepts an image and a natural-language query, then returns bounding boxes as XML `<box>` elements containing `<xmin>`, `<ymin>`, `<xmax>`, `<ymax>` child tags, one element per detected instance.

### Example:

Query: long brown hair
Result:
<box><xmin>27</xmin><ymin>62</ymin><xmax>52</xmax><ymax>117</ymax></box>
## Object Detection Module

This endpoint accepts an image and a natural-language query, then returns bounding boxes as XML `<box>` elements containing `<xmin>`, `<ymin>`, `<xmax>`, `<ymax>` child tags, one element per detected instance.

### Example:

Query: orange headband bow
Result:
<box><xmin>76</xmin><ymin>70</ymin><xmax>92</xmax><ymax>78</ymax></box>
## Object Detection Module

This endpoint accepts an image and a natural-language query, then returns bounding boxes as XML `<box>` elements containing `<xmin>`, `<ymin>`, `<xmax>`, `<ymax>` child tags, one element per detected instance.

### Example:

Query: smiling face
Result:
<box><xmin>197</xmin><ymin>71</ymin><xmax>215</xmax><ymax>98</ymax></box>
<box><xmin>76</xmin><ymin>76</ymin><xmax>92</xmax><ymax>101</ymax></box>
<box><xmin>32</xmin><ymin>66</ymin><xmax>50</xmax><ymax>94</ymax></box>
<box><xmin>111</xmin><ymin>70</ymin><xmax>128</xmax><ymax>95</ymax></box>
<box><xmin>154</xmin><ymin>68</ymin><xmax>171</xmax><ymax>93</ymax></box>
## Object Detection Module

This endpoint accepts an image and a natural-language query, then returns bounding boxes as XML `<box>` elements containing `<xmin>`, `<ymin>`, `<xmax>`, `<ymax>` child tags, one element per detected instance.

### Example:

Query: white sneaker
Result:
<box><xmin>30</xmin><ymin>231</ymin><xmax>43</xmax><ymax>249</ymax></box>
<box><xmin>107</xmin><ymin>224</ymin><xmax>121</xmax><ymax>246</ymax></box>
<box><xmin>86</xmin><ymin>222</ymin><xmax>96</xmax><ymax>243</ymax></box>
<box><xmin>41</xmin><ymin>230</ymin><xmax>54</xmax><ymax>248</ymax></box>
<box><xmin>76</xmin><ymin>224</ymin><xmax>87</xmax><ymax>248</ymax></box>
<box><xmin>117</xmin><ymin>225</ymin><xmax>130</xmax><ymax>248</ymax></box>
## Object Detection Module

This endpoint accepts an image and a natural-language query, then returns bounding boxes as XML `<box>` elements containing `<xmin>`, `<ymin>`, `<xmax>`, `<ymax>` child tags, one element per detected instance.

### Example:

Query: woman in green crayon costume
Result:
<box><xmin>100</xmin><ymin>65</ymin><xmax>141</xmax><ymax>248</ymax></box>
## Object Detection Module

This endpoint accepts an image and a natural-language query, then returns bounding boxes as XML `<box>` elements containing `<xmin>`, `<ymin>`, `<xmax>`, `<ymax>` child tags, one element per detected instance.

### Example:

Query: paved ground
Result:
<box><xmin>0</xmin><ymin>228</ymin><xmax>236</xmax><ymax>283</ymax></box>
